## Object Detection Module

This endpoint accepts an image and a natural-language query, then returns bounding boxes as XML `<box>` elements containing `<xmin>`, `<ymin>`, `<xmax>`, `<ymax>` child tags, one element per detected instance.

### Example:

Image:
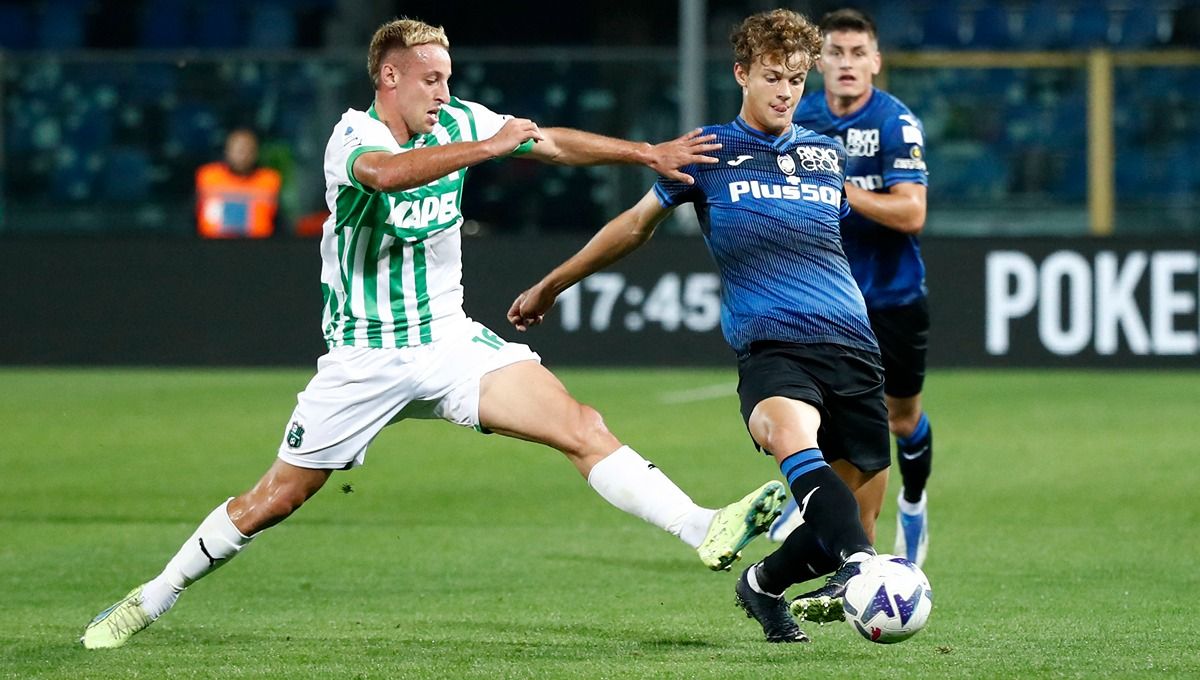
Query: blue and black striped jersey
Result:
<box><xmin>794</xmin><ymin>87</ymin><xmax>929</xmax><ymax>310</ymax></box>
<box><xmin>653</xmin><ymin>117</ymin><xmax>878</xmax><ymax>356</ymax></box>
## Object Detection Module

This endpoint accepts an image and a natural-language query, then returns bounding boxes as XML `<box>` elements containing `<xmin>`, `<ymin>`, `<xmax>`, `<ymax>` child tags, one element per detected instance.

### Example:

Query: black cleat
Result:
<box><xmin>735</xmin><ymin>566</ymin><xmax>809</xmax><ymax>643</ymax></box>
<box><xmin>788</xmin><ymin>556</ymin><xmax>865</xmax><ymax>623</ymax></box>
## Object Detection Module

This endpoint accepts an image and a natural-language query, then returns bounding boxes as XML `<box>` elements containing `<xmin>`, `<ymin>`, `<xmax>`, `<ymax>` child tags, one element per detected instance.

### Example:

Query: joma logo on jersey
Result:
<box><xmin>385</xmin><ymin>192</ymin><xmax>459</xmax><ymax>229</ymax></box>
<box><xmin>728</xmin><ymin>180</ymin><xmax>840</xmax><ymax>207</ymax></box>
<box><xmin>845</xmin><ymin>128</ymin><xmax>879</xmax><ymax>157</ymax></box>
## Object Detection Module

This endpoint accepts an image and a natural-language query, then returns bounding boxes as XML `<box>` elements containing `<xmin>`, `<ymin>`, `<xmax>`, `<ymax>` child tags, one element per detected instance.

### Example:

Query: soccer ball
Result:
<box><xmin>842</xmin><ymin>554</ymin><xmax>932</xmax><ymax>644</ymax></box>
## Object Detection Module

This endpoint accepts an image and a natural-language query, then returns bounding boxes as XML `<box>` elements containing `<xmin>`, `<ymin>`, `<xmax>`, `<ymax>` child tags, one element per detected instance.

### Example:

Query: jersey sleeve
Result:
<box><xmin>447</xmin><ymin>98</ymin><xmax>535</xmax><ymax>157</ymax></box>
<box><xmin>880</xmin><ymin>111</ymin><xmax>928</xmax><ymax>188</ymax></box>
<box><xmin>652</xmin><ymin>125</ymin><xmax>713</xmax><ymax>208</ymax></box>
<box><xmin>835</xmin><ymin>142</ymin><xmax>851</xmax><ymax>219</ymax></box>
<box><xmin>327</xmin><ymin>111</ymin><xmax>397</xmax><ymax>192</ymax></box>
<box><xmin>652</xmin><ymin>171</ymin><xmax>702</xmax><ymax>209</ymax></box>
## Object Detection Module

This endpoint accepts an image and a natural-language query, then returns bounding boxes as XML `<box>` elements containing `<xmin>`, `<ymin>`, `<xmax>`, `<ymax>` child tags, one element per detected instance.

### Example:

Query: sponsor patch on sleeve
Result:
<box><xmin>902</xmin><ymin>125</ymin><xmax>924</xmax><ymax>145</ymax></box>
<box><xmin>893</xmin><ymin>146</ymin><xmax>927</xmax><ymax>170</ymax></box>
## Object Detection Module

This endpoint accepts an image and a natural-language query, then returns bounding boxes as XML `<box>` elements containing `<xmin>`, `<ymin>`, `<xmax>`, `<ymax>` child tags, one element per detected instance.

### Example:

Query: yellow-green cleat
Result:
<box><xmin>81</xmin><ymin>585</ymin><xmax>152</xmax><ymax>649</ymax></box>
<box><xmin>697</xmin><ymin>480</ymin><xmax>787</xmax><ymax>571</ymax></box>
<box><xmin>788</xmin><ymin>557</ymin><xmax>864</xmax><ymax>624</ymax></box>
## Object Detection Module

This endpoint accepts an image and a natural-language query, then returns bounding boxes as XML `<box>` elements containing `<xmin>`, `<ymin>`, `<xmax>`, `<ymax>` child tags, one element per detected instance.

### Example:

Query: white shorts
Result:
<box><xmin>277</xmin><ymin>319</ymin><xmax>540</xmax><ymax>470</ymax></box>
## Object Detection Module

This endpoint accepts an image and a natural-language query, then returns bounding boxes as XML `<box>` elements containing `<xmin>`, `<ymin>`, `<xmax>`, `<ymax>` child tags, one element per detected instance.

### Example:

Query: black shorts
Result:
<box><xmin>868</xmin><ymin>298</ymin><xmax>930</xmax><ymax>399</ymax></box>
<box><xmin>736</xmin><ymin>342</ymin><xmax>890</xmax><ymax>472</ymax></box>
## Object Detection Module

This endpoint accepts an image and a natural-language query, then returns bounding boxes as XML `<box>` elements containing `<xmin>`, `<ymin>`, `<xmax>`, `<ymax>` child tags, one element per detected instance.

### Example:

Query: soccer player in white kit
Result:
<box><xmin>81</xmin><ymin>18</ymin><xmax>786</xmax><ymax>649</ymax></box>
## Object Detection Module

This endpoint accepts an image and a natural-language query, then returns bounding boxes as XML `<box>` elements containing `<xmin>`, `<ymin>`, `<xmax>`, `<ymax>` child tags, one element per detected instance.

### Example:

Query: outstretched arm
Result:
<box><xmin>844</xmin><ymin>181</ymin><xmax>926</xmax><ymax>235</ymax></box>
<box><xmin>508</xmin><ymin>190</ymin><xmax>672</xmax><ymax>331</ymax></box>
<box><xmin>352</xmin><ymin>118</ymin><xmax>545</xmax><ymax>193</ymax></box>
<box><xmin>527</xmin><ymin>128</ymin><xmax>720</xmax><ymax>184</ymax></box>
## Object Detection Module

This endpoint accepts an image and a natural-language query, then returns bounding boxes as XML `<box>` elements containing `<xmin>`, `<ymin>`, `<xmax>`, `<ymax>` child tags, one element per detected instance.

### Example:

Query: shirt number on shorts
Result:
<box><xmin>471</xmin><ymin>327</ymin><xmax>506</xmax><ymax>350</ymax></box>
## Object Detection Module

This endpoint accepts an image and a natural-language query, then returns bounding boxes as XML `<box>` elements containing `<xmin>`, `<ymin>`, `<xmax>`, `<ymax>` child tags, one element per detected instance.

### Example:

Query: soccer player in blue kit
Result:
<box><xmin>508</xmin><ymin>9</ymin><xmax>886</xmax><ymax>642</ymax></box>
<box><xmin>777</xmin><ymin>8</ymin><xmax>932</xmax><ymax>567</ymax></box>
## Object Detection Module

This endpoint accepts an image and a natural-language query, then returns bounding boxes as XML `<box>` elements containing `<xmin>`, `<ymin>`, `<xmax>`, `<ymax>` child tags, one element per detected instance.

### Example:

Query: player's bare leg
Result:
<box><xmin>478</xmin><ymin>360</ymin><xmax>783</xmax><ymax>570</ymax></box>
<box><xmin>831</xmin><ymin>459</ymin><xmax>888</xmax><ymax>543</ymax></box>
<box><xmin>81</xmin><ymin>460</ymin><xmax>330</xmax><ymax>649</ymax></box>
<box><xmin>226</xmin><ymin>459</ymin><xmax>332</xmax><ymax>534</ymax></box>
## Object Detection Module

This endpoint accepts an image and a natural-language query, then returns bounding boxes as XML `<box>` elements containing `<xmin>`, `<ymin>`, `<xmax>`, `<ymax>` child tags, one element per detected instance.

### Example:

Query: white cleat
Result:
<box><xmin>894</xmin><ymin>490</ymin><xmax>929</xmax><ymax>568</ymax></box>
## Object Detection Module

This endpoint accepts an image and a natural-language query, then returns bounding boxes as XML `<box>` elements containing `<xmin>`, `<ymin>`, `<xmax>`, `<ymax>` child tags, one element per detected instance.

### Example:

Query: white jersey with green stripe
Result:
<box><xmin>318</xmin><ymin>98</ymin><xmax>531</xmax><ymax>349</ymax></box>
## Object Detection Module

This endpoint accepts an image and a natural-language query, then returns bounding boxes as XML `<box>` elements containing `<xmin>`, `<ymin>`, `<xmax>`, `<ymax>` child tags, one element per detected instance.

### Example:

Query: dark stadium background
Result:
<box><xmin>1</xmin><ymin>0</ymin><xmax>1197</xmax><ymax>368</ymax></box>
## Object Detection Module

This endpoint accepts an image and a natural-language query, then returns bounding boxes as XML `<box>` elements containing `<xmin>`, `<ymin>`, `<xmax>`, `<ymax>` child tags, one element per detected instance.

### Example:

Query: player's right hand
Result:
<box><xmin>507</xmin><ymin>283</ymin><xmax>557</xmax><ymax>332</ymax></box>
<box><xmin>491</xmin><ymin>118</ymin><xmax>545</xmax><ymax>156</ymax></box>
<box><xmin>647</xmin><ymin>128</ymin><xmax>722</xmax><ymax>185</ymax></box>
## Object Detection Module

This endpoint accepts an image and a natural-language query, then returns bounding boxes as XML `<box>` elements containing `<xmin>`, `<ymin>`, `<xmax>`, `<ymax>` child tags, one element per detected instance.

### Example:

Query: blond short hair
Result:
<box><xmin>367</xmin><ymin>18</ymin><xmax>450</xmax><ymax>87</ymax></box>
<box><xmin>730</xmin><ymin>9</ymin><xmax>822</xmax><ymax>73</ymax></box>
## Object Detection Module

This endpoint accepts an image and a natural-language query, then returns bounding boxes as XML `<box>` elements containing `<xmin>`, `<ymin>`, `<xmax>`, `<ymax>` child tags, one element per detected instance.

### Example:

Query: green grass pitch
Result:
<box><xmin>2</xmin><ymin>367</ymin><xmax>1197</xmax><ymax>679</ymax></box>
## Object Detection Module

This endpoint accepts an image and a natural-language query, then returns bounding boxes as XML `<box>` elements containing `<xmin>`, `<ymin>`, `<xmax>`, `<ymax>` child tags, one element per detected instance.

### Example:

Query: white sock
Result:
<box><xmin>140</xmin><ymin>499</ymin><xmax>252</xmax><ymax>619</ymax></box>
<box><xmin>587</xmin><ymin>445</ymin><xmax>715</xmax><ymax>548</ymax></box>
<box><xmin>747</xmin><ymin>562</ymin><xmax>783</xmax><ymax>598</ymax></box>
<box><xmin>845</xmin><ymin>551</ymin><xmax>873</xmax><ymax>565</ymax></box>
<box><xmin>897</xmin><ymin>491</ymin><xmax>927</xmax><ymax>516</ymax></box>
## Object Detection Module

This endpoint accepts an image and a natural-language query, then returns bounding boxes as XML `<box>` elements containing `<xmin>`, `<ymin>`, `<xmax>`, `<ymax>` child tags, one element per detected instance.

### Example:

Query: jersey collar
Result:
<box><xmin>368</xmin><ymin>101</ymin><xmax>430</xmax><ymax>149</ymax></box>
<box><xmin>733</xmin><ymin>116</ymin><xmax>797</xmax><ymax>151</ymax></box>
<box><xmin>823</xmin><ymin>87</ymin><xmax>879</xmax><ymax>126</ymax></box>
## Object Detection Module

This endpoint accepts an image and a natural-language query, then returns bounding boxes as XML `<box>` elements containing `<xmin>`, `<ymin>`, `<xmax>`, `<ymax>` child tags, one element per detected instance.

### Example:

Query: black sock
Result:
<box><xmin>756</xmin><ymin>456</ymin><xmax>873</xmax><ymax>595</ymax></box>
<box><xmin>896</xmin><ymin>413</ymin><xmax>933</xmax><ymax>503</ymax></box>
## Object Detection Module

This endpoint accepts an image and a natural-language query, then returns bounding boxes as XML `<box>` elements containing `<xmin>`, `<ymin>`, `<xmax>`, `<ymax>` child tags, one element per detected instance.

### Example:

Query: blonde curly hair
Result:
<box><xmin>368</xmin><ymin>18</ymin><xmax>450</xmax><ymax>87</ymax></box>
<box><xmin>730</xmin><ymin>9</ymin><xmax>822</xmax><ymax>72</ymax></box>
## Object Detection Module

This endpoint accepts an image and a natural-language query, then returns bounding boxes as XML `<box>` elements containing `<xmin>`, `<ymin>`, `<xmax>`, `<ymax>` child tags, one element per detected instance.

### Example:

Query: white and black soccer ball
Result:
<box><xmin>842</xmin><ymin>554</ymin><xmax>932</xmax><ymax>644</ymax></box>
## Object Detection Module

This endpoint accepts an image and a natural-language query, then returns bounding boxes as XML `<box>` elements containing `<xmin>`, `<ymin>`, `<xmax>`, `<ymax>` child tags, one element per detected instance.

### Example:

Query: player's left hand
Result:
<box><xmin>646</xmin><ymin>128</ymin><xmax>721</xmax><ymax>185</ymax></box>
<box><xmin>507</xmin><ymin>284</ymin><xmax>557</xmax><ymax>332</ymax></box>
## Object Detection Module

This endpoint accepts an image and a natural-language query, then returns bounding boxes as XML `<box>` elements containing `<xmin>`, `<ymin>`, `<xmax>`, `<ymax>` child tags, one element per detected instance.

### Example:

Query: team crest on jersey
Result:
<box><xmin>286</xmin><ymin>421</ymin><xmax>305</xmax><ymax>448</ymax></box>
<box><xmin>845</xmin><ymin>128</ymin><xmax>880</xmax><ymax>157</ymax></box>
<box><xmin>776</xmin><ymin>153</ymin><xmax>796</xmax><ymax>175</ymax></box>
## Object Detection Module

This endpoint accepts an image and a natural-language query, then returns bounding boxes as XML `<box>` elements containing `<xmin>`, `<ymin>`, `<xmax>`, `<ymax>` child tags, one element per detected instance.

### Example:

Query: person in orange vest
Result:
<box><xmin>196</xmin><ymin>128</ymin><xmax>282</xmax><ymax>238</ymax></box>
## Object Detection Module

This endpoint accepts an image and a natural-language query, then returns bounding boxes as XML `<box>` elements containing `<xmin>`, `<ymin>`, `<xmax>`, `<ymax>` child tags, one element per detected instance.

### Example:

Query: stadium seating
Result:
<box><xmin>0</xmin><ymin>4</ymin><xmax>35</xmax><ymax>50</ymax></box>
<box><xmin>0</xmin><ymin>1</ymin><xmax>1197</xmax><ymax>236</ymax></box>
<box><xmin>1</xmin><ymin>0</ymin><xmax>1196</xmax><ymax>51</ymax></box>
<box><xmin>102</xmin><ymin>148</ymin><xmax>152</xmax><ymax>202</ymax></box>
<box><xmin>1068</xmin><ymin>3</ymin><xmax>1114</xmax><ymax>47</ymax></box>
<box><xmin>137</xmin><ymin>0</ymin><xmax>188</xmax><ymax>50</ymax></box>
<box><xmin>37</xmin><ymin>0</ymin><xmax>86</xmax><ymax>49</ymax></box>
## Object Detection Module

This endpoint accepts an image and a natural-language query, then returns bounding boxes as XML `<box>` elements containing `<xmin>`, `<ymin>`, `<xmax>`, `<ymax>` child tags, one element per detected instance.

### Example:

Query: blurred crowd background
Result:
<box><xmin>1</xmin><ymin>0</ymin><xmax>1198</xmax><ymax>238</ymax></box>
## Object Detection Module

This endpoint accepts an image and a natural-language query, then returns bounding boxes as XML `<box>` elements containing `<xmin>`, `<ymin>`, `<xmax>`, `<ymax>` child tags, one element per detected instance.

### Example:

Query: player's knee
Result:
<box><xmin>751</xmin><ymin>421</ymin><xmax>815</xmax><ymax>458</ymax></box>
<box><xmin>889</xmin><ymin>411</ymin><xmax>922</xmax><ymax>439</ymax></box>
<box><xmin>563</xmin><ymin>404</ymin><xmax>614</xmax><ymax>457</ymax></box>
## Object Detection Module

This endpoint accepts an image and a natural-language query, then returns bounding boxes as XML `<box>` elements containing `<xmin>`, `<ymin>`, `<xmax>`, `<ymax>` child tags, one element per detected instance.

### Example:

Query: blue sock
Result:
<box><xmin>779</xmin><ymin>448</ymin><xmax>826</xmax><ymax>487</ymax></box>
<box><xmin>896</xmin><ymin>413</ymin><xmax>933</xmax><ymax>503</ymax></box>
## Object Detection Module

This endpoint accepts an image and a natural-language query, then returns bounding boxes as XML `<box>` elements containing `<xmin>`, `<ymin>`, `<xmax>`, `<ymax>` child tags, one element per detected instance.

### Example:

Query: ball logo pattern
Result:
<box><xmin>842</xmin><ymin>554</ymin><xmax>933</xmax><ymax>644</ymax></box>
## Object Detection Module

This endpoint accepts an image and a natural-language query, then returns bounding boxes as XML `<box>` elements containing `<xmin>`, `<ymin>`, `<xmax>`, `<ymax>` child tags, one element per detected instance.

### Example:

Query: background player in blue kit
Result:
<box><xmin>509</xmin><ymin>9</ymin><xmax>887</xmax><ymax>642</ymax></box>
<box><xmin>773</xmin><ymin>8</ymin><xmax>933</xmax><ymax>567</ymax></box>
